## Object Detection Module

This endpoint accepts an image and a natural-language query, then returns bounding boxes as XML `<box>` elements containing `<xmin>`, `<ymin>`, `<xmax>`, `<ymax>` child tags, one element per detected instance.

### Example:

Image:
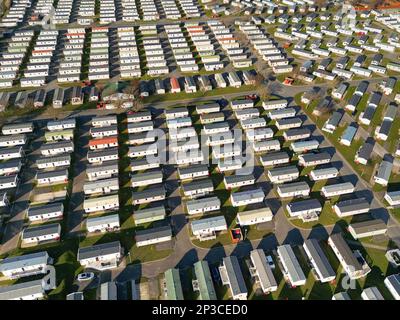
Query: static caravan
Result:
<box><xmin>236</xmin><ymin>207</ymin><xmax>273</xmax><ymax>226</ymax></box>
<box><xmin>298</xmin><ymin>152</ymin><xmax>331</xmax><ymax>167</ymax></box>
<box><xmin>0</xmin><ymin>159</ymin><xmax>22</xmax><ymax>175</ymax></box>
<box><xmin>262</xmin><ymin>99</ymin><xmax>288</xmax><ymax>111</ymax></box>
<box><xmin>44</xmin><ymin>129</ymin><xmax>74</xmax><ymax>142</ymax></box>
<box><xmin>290</xmin><ymin>139</ymin><xmax>319</xmax><ymax>153</ymax></box>
<box><xmin>374</xmin><ymin>160</ymin><xmax>393</xmax><ymax>186</ymax></box>
<box><xmin>309</xmin><ymin>167</ymin><xmax>339</xmax><ymax>181</ymax></box>
<box><xmin>174</xmin><ymin>149</ymin><xmax>204</xmax><ymax>165</ymax></box>
<box><xmin>246</xmin><ymin>128</ymin><xmax>274</xmax><ymax>142</ymax></box>
<box><xmin>196</xmin><ymin>103</ymin><xmax>220</xmax><ymax>114</ymax></box>
<box><xmin>135</xmin><ymin>225</ymin><xmax>172</xmax><ymax>247</ymax></box>
<box><xmin>83</xmin><ymin>194</ymin><xmax>119</xmax><ymax>213</ymax></box>
<box><xmin>230</xmin><ymin>99</ymin><xmax>254</xmax><ymax>111</ymax></box>
<box><xmin>212</xmin><ymin>144</ymin><xmax>241</xmax><ymax>159</ymax></box>
<box><xmin>277</xmin><ymin>245</ymin><xmax>307</xmax><ymax>287</ymax></box>
<box><xmin>191</xmin><ymin>215</ymin><xmax>227</xmax><ymax>241</ymax></box>
<box><xmin>86</xmin><ymin>214</ymin><xmax>120</xmax><ymax>234</ymax></box>
<box><xmin>333</xmin><ymin>198</ymin><xmax>369</xmax><ymax>217</ymax></box>
<box><xmin>384</xmin><ymin>274</ymin><xmax>400</xmax><ymax>300</ymax></box>
<box><xmin>90</xmin><ymin>125</ymin><xmax>118</xmax><ymax>138</ymax></box>
<box><xmin>22</xmin><ymin>223</ymin><xmax>61</xmax><ymax>245</ymax></box>
<box><xmin>27</xmin><ymin>202</ymin><xmax>64</xmax><ymax>222</ymax></box>
<box><xmin>77</xmin><ymin>241</ymin><xmax>122</xmax><ymax>271</ymax></box>
<box><xmin>0</xmin><ymin>134</ymin><xmax>28</xmax><ymax>147</ymax></box>
<box><xmin>235</xmin><ymin>108</ymin><xmax>259</xmax><ymax>121</ymax></box>
<box><xmin>52</xmin><ymin>88</ymin><xmax>64</xmax><ymax>108</ymax></box>
<box><xmin>87</xmin><ymin>147</ymin><xmax>119</xmax><ymax>164</ymax></box>
<box><xmin>384</xmin><ymin>191</ymin><xmax>400</xmax><ymax>206</ymax></box>
<box><xmin>2</xmin><ymin>122</ymin><xmax>33</xmax><ymax>135</ymax></box>
<box><xmin>241</xmin><ymin>117</ymin><xmax>266</xmax><ymax>130</ymax></box>
<box><xmin>86</xmin><ymin>160</ymin><xmax>119</xmax><ymax>181</ymax></box>
<box><xmin>0</xmin><ymin>174</ymin><xmax>19</xmax><ymax>190</ymax></box>
<box><xmin>286</xmin><ymin>198</ymin><xmax>322</xmax><ymax>220</ymax></box>
<box><xmin>91</xmin><ymin>116</ymin><xmax>117</xmax><ymax>128</ymax></box>
<box><xmin>268</xmin><ymin>108</ymin><xmax>296</xmax><ymax>120</ymax></box>
<box><xmin>219</xmin><ymin>256</ymin><xmax>248</xmax><ymax>300</ymax></box>
<box><xmin>127</xmin><ymin>111</ymin><xmax>152</xmax><ymax>123</ymax></box>
<box><xmin>131</xmin><ymin>185</ymin><xmax>166</xmax><ymax>205</ymax></box>
<box><xmin>321</xmin><ymin>182</ymin><xmax>355</xmax><ymax>198</ymax></box>
<box><xmin>361</xmin><ymin>287</ymin><xmax>384</xmax><ymax>301</ymax></box>
<box><xmin>230</xmin><ymin>188</ymin><xmax>265</xmax><ymax>207</ymax></box>
<box><xmin>348</xmin><ymin>219</ymin><xmax>387</xmax><ymax>240</ymax></box>
<box><xmin>177</xmin><ymin>164</ymin><xmax>209</xmax><ymax>180</ymax></box>
<box><xmin>260</xmin><ymin>151</ymin><xmax>290</xmax><ymax>167</ymax></box>
<box><xmin>127</xmin><ymin>143</ymin><xmax>157</xmax><ymax>158</ymax></box>
<box><xmin>303</xmin><ymin>239</ymin><xmax>336</xmax><ymax>283</ymax></box>
<box><xmin>0</xmin><ymin>279</ymin><xmax>46</xmax><ymax>300</ymax></box>
<box><xmin>340</xmin><ymin>125</ymin><xmax>357</xmax><ymax>146</ymax></box>
<box><xmin>40</xmin><ymin>141</ymin><xmax>74</xmax><ymax>156</ymax></box>
<box><xmin>355</xmin><ymin>141</ymin><xmax>374</xmax><ymax>165</ymax></box>
<box><xmin>83</xmin><ymin>178</ymin><xmax>119</xmax><ymax>195</ymax></box>
<box><xmin>328</xmin><ymin>233</ymin><xmax>371</xmax><ymax>280</ymax></box>
<box><xmin>131</xmin><ymin>170</ymin><xmax>163</xmax><ymax>188</ymax></box>
<box><xmin>127</xmin><ymin>121</ymin><xmax>154</xmax><ymax>134</ymax></box>
<box><xmin>276</xmin><ymin>181</ymin><xmax>310</xmax><ymax>198</ymax></box>
<box><xmin>283</xmin><ymin>128</ymin><xmax>311</xmax><ymax>141</ymax></box>
<box><xmin>186</xmin><ymin>196</ymin><xmax>221</xmax><ymax>215</ymax></box>
<box><xmin>267</xmin><ymin>165</ymin><xmax>299</xmax><ymax>184</ymax></box>
<box><xmin>47</xmin><ymin>119</ymin><xmax>76</xmax><ymax>131</ymax></box>
<box><xmin>217</xmin><ymin>158</ymin><xmax>243</xmax><ymax>172</ymax></box>
<box><xmin>0</xmin><ymin>251</ymin><xmax>50</xmax><ymax>280</ymax></box>
<box><xmin>182</xmin><ymin>178</ymin><xmax>214</xmax><ymax>198</ymax></box>
<box><xmin>130</xmin><ymin>158</ymin><xmax>160</xmax><ymax>172</ymax></box>
<box><xmin>133</xmin><ymin>206</ymin><xmax>166</xmax><ymax>225</ymax></box>
<box><xmin>35</xmin><ymin>168</ymin><xmax>69</xmax><ymax>186</ymax></box>
<box><xmin>332</xmin><ymin>292</ymin><xmax>351</xmax><ymax>301</ymax></box>
<box><xmin>249</xmin><ymin>249</ymin><xmax>278</xmax><ymax>294</ymax></box>
<box><xmin>275</xmin><ymin>117</ymin><xmax>302</xmax><ymax>130</ymax></box>
<box><xmin>203</xmin><ymin>122</ymin><xmax>230</xmax><ymax>135</ymax></box>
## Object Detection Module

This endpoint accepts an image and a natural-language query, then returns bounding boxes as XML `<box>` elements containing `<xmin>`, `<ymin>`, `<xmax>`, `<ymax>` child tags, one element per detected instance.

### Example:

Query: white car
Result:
<box><xmin>77</xmin><ymin>272</ymin><xmax>95</xmax><ymax>282</ymax></box>
<box><xmin>266</xmin><ymin>255</ymin><xmax>275</xmax><ymax>269</ymax></box>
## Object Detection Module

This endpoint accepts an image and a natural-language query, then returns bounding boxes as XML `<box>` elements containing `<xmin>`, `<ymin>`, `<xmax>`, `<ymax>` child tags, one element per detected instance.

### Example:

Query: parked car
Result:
<box><xmin>77</xmin><ymin>272</ymin><xmax>95</xmax><ymax>282</ymax></box>
<box><xmin>210</xmin><ymin>266</ymin><xmax>221</xmax><ymax>284</ymax></box>
<box><xmin>266</xmin><ymin>255</ymin><xmax>275</xmax><ymax>269</ymax></box>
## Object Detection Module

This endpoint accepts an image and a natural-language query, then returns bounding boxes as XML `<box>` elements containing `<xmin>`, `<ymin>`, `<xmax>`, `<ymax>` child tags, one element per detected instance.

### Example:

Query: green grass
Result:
<box><xmin>142</xmin><ymin>85</ymin><xmax>255</xmax><ymax>104</ymax></box>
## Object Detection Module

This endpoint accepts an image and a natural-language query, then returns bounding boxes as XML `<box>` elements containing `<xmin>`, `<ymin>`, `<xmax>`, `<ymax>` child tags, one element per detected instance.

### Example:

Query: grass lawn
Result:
<box><xmin>129</xmin><ymin>245</ymin><xmax>173</xmax><ymax>265</ymax></box>
<box><xmin>142</xmin><ymin>85</ymin><xmax>254</xmax><ymax>104</ymax></box>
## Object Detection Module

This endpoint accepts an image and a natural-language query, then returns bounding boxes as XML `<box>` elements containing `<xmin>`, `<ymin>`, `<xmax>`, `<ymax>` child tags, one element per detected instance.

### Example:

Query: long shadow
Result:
<box><xmin>282</xmin><ymin>228</ymin><xmax>304</xmax><ymax>246</ymax></box>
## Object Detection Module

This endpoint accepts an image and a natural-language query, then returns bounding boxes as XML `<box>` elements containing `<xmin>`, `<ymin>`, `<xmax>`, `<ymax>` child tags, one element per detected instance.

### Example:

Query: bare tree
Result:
<box><xmin>257</xmin><ymin>84</ymin><xmax>272</xmax><ymax>101</ymax></box>
<box><xmin>131</xmin><ymin>99</ymin><xmax>144</xmax><ymax>112</ymax></box>
<box><xmin>235</xmin><ymin>31</ymin><xmax>250</xmax><ymax>47</ymax></box>
<box><xmin>315</xmin><ymin>0</ymin><xmax>328</xmax><ymax>8</ymax></box>
<box><xmin>95</xmin><ymin>82</ymin><xmax>105</xmax><ymax>100</ymax></box>
<box><xmin>291</xmin><ymin>65</ymin><xmax>301</xmax><ymax>79</ymax></box>
<box><xmin>368</xmin><ymin>0</ymin><xmax>384</xmax><ymax>9</ymax></box>
<box><xmin>253</xmin><ymin>74</ymin><xmax>265</xmax><ymax>86</ymax></box>
<box><xmin>124</xmin><ymin>79</ymin><xmax>141</xmax><ymax>98</ymax></box>
<box><xmin>348</xmin><ymin>0</ymin><xmax>361</xmax><ymax>6</ymax></box>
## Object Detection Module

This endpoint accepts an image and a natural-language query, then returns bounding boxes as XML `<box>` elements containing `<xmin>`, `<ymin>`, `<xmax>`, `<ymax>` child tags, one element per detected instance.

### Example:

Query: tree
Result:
<box><xmin>252</xmin><ymin>74</ymin><xmax>265</xmax><ymax>86</ymax></box>
<box><xmin>131</xmin><ymin>99</ymin><xmax>144</xmax><ymax>112</ymax></box>
<box><xmin>291</xmin><ymin>65</ymin><xmax>301</xmax><ymax>80</ymax></box>
<box><xmin>315</xmin><ymin>0</ymin><xmax>328</xmax><ymax>8</ymax></box>
<box><xmin>234</xmin><ymin>31</ymin><xmax>250</xmax><ymax>48</ymax></box>
<box><xmin>368</xmin><ymin>0</ymin><xmax>384</xmax><ymax>9</ymax></box>
<box><xmin>123</xmin><ymin>79</ymin><xmax>140</xmax><ymax>98</ymax></box>
<box><xmin>257</xmin><ymin>84</ymin><xmax>272</xmax><ymax>101</ymax></box>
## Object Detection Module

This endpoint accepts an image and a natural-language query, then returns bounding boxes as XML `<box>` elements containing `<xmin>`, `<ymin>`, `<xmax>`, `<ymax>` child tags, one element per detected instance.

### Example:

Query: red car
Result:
<box><xmin>230</xmin><ymin>228</ymin><xmax>242</xmax><ymax>243</ymax></box>
<box><xmin>245</xmin><ymin>94</ymin><xmax>258</xmax><ymax>100</ymax></box>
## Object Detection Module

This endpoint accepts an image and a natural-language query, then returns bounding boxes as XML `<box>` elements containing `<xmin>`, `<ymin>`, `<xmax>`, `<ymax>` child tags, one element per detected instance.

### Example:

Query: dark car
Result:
<box><xmin>210</xmin><ymin>266</ymin><xmax>221</xmax><ymax>284</ymax></box>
